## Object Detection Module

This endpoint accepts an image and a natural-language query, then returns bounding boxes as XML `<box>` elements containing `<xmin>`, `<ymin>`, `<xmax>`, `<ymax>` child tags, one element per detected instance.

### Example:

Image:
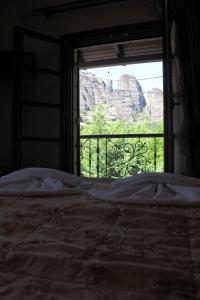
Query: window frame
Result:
<box><xmin>61</xmin><ymin>20</ymin><xmax>173</xmax><ymax>175</ymax></box>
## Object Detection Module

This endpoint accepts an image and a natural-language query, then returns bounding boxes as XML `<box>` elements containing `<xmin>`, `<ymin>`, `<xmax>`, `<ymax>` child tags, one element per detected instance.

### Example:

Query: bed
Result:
<box><xmin>0</xmin><ymin>168</ymin><xmax>200</xmax><ymax>299</ymax></box>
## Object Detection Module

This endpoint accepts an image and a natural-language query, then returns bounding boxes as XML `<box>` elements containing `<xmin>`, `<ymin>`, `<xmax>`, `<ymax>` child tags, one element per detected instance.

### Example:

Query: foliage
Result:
<box><xmin>80</xmin><ymin>104</ymin><xmax>164</xmax><ymax>178</ymax></box>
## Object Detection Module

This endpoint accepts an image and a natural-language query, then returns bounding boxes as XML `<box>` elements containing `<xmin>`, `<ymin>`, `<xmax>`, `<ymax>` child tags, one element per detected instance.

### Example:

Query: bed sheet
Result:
<box><xmin>0</xmin><ymin>189</ymin><xmax>200</xmax><ymax>299</ymax></box>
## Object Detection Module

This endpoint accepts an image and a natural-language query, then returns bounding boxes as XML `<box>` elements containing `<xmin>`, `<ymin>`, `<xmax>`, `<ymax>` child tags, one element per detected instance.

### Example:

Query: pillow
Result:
<box><xmin>0</xmin><ymin>168</ymin><xmax>81</xmax><ymax>187</ymax></box>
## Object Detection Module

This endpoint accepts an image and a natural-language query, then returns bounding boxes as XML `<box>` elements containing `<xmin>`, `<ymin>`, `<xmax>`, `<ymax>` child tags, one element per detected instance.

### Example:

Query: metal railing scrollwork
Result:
<box><xmin>80</xmin><ymin>133</ymin><xmax>164</xmax><ymax>178</ymax></box>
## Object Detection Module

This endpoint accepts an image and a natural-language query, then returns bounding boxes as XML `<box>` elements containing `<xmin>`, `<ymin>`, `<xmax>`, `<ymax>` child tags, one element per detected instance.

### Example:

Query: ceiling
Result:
<box><xmin>25</xmin><ymin>0</ymin><xmax>162</xmax><ymax>18</ymax></box>
<box><xmin>78</xmin><ymin>37</ymin><xmax>162</xmax><ymax>68</ymax></box>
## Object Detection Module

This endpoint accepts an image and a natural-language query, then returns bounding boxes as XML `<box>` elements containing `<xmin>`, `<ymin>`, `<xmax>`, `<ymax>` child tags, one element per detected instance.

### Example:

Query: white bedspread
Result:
<box><xmin>88</xmin><ymin>173</ymin><xmax>200</xmax><ymax>205</ymax></box>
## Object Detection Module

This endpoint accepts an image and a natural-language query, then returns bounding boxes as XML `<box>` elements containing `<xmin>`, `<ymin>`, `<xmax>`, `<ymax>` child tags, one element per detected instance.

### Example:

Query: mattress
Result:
<box><xmin>0</xmin><ymin>171</ymin><xmax>200</xmax><ymax>299</ymax></box>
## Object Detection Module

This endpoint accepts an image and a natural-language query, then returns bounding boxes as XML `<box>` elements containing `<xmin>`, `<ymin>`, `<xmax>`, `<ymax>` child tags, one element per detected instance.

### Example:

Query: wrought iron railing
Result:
<box><xmin>80</xmin><ymin>133</ymin><xmax>164</xmax><ymax>178</ymax></box>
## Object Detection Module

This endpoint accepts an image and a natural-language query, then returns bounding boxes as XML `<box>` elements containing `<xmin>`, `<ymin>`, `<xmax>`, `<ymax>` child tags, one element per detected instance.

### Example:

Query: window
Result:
<box><xmin>79</xmin><ymin>62</ymin><xmax>164</xmax><ymax>178</ymax></box>
<box><xmin>61</xmin><ymin>20</ymin><xmax>171</xmax><ymax>175</ymax></box>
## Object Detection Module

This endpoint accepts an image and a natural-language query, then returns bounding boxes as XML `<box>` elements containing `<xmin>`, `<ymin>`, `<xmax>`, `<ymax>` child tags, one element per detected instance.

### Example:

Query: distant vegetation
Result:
<box><xmin>80</xmin><ymin>104</ymin><xmax>164</xmax><ymax>178</ymax></box>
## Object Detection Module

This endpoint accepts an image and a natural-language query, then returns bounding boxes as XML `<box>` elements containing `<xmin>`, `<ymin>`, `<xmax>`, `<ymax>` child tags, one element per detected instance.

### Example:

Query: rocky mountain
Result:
<box><xmin>146</xmin><ymin>88</ymin><xmax>163</xmax><ymax>120</ymax></box>
<box><xmin>80</xmin><ymin>72</ymin><xmax>162</xmax><ymax>122</ymax></box>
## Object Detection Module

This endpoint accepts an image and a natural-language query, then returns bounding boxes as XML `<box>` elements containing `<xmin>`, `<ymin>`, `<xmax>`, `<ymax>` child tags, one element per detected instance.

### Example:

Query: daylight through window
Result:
<box><xmin>80</xmin><ymin>62</ymin><xmax>164</xmax><ymax>178</ymax></box>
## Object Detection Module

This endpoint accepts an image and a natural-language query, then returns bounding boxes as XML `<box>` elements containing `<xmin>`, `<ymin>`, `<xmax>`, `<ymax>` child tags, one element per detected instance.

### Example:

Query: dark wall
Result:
<box><xmin>0</xmin><ymin>0</ymin><xmax>161</xmax><ymax>172</ymax></box>
<box><xmin>0</xmin><ymin>1</ymin><xmax>15</xmax><ymax>172</ymax></box>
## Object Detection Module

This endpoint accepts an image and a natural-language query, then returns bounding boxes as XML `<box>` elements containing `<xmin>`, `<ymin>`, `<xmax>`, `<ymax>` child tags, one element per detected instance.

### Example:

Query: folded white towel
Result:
<box><xmin>88</xmin><ymin>173</ymin><xmax>200</xmax><ymax>205</ymax></box>
<box><xmin>0</xmin><ymin>168</ymin><xmax>82</xmax><ymax>196</ymax></box>
<box><xmin>0</xmin><ymin>167</ymin><xmax>81</xmax><ymax>187</ymax></box>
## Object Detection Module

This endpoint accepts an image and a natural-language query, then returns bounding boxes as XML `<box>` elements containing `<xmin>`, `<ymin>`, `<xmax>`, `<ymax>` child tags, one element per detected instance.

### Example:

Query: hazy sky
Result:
<box><xmin>81</xmin><ymin>61</ymin><xmax>163</xmax><ymax>93</ymax></box>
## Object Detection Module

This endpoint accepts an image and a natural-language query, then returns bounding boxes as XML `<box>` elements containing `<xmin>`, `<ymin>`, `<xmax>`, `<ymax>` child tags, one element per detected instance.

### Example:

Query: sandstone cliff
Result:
<box><xmin>80</xmin><ymin>72</ymin><xmax>162</xmax><ymax>122</ymax></box>
<box><xmin>146</xmin><ymin>87</ymin><xmax>163</xmax><ymax>121</ymax></box>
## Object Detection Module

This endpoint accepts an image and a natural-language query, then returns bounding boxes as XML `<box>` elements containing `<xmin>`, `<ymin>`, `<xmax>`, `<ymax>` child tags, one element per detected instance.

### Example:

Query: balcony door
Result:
<box><xmin>13</xmin><ymin>27</ymin><xmax>70</xmax><ymax>172</ymax></box>
<box><xmin>62</xmin><ymin>20</ymin><xmax>171</xmax><ymax>176</ymax></box>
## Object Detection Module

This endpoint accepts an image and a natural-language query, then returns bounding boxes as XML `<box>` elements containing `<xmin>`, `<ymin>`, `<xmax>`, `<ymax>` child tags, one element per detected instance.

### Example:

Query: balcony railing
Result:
<box><xmin>80</xmin><ymin>133</ymin><xmax>164</xmax><ymax>178</ymax></box>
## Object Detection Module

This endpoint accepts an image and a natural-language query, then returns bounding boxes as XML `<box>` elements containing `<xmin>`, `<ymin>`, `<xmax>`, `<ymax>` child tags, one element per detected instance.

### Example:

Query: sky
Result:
<box><xmin>80</xmin><ymin>61</ymin><xmax>163</xmax><ymax>92</ymax></box>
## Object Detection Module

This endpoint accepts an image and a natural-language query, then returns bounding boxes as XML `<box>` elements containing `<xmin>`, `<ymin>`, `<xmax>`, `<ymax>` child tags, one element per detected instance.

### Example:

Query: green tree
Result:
<box><xmin>80</xmin><ymin>105</ymin><xmax>164</xmax><ymax>178</ymax></box>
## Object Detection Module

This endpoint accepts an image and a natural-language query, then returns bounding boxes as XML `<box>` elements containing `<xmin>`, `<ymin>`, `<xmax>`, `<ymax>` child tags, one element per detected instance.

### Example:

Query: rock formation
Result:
<box><xmin>80</xmin><ymin>72</ymin><xmax>162</xmax><ymax>123</ymax></box>
<box><xmin>146</xmin><ymin>87</ymin><xmax>163</xmax><ymax>121</ymax></box>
